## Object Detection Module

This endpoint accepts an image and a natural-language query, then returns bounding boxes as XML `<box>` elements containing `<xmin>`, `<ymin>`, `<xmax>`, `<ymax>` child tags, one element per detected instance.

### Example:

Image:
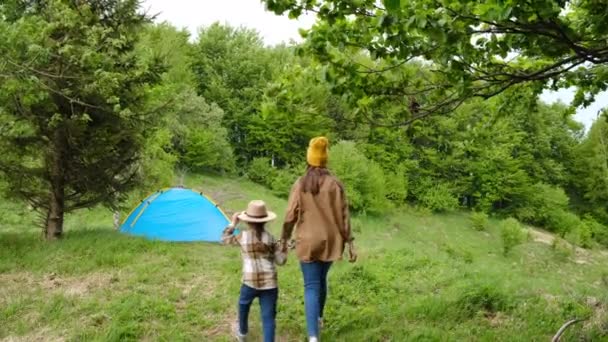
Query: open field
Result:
<box><xmin>1</xmin><ymin>175</ymin><xmax>607</xmax><ymax>341</ymax></box>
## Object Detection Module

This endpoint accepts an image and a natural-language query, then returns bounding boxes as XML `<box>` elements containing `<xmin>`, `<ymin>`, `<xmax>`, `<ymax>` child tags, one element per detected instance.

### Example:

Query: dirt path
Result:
<box><xmin>527</xmin><ymin>227</ymin><xmax>608</xmax><ymax>265</ymax></box>
<box><xmin>529</xmin><ymin>228</ymin><xmax>555</xmax><ymax>245</ymax></box>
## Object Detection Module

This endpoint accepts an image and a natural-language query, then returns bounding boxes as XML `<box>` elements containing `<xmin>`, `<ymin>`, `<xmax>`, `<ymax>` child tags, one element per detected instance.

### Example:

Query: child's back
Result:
<box><xmin>221</xmin><ymin>200</ymin><xmax>285</xmax><ymax>342</ymax></box>
<box><xmin>230</xmin><ymin>229</ymin><xmax>284</xmax><ymax>290</ymax></box>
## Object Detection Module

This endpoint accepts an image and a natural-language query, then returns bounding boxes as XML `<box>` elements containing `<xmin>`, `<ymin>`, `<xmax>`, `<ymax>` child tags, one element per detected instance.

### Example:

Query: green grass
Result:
<box><xmin>1</xmin><ymin>175</ymin><xmax>608</xmax><ymax>341</ymax></box>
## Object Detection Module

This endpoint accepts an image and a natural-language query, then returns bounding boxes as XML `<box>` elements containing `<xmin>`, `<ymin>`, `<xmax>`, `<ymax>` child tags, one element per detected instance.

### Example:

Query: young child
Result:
<box><xmin>222</xmin><ymin>200</ymin><xmax>286</xmax><ymax>342</ymax></box>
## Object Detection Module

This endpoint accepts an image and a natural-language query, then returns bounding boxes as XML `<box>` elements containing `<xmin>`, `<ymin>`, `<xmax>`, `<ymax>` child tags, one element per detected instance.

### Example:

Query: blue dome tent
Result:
<box><xmin>119</xmin><ymin>188</ymin><xmax>230</xmax><ymax>242</ymax></box>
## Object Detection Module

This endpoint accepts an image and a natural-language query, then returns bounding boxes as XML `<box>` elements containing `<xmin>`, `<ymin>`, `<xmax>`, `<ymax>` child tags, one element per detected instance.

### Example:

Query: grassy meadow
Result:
<box><xmin>1</xmin><ymin>175</ymin><xmax>607</xmax><ymax>341</ymax></box>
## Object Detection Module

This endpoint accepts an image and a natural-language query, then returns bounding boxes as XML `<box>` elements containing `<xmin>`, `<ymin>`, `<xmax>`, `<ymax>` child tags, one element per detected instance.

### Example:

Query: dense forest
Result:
<box><xmin>1</xmin><ymin>0</ymin><xmax>607</xmax><ymax>249</ymax></box>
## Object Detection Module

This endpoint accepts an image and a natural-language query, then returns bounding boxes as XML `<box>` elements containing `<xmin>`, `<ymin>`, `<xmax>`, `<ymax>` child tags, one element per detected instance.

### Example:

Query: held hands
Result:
<box><xmin>280</xmin><ymin>239</ymin><xmax>289</xmax><ymax>253</ymax></box>
<box><xmin>279</xmin><ymin>239</ymin><xmax>296</xmax><ymax>253</ymax></box>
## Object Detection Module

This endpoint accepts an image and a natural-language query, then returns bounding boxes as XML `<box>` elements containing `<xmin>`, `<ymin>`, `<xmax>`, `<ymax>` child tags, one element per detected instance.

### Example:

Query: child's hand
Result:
<box><xmin>275</xmin><ymin>250</ymin><xmax>287</xmax><ymax>266</ymax></box>
<box><xmin>230</xmin><ymin>212</ymin><xmax>240</xmax><ymax>227</ymax></box>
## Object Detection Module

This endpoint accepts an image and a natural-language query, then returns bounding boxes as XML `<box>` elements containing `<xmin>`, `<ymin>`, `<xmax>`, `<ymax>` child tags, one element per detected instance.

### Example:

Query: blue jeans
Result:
<box><xmin>238</xmin><ymin>284</ymin><xmax>278</xmax><ymax>342</ymax></box>
<box><xmin>300</xmin><ymin>261</ymin><xmax>332</xmax><ymax>338</ymax></box>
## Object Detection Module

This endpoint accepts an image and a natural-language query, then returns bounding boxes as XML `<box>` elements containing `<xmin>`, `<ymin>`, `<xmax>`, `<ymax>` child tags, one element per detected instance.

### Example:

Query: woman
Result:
<box><xmin>281</xmin><ymin>136</ymin><xmax>357</xmax><ymax>342</ymax></box>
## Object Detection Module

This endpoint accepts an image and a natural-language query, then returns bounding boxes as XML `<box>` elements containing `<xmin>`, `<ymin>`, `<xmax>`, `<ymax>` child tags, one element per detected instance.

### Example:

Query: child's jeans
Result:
<box><xmin>238</xmin><ymin>284</ymin><xmax>278</xmax><ymax>342</ymax></box>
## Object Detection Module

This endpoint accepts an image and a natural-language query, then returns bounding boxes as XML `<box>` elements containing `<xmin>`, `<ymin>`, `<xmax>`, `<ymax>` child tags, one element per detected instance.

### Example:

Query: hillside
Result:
<box><xmin>1</xmin><ymin>175</ymin><xmax>607</xmax><ymax>341</ymax></box>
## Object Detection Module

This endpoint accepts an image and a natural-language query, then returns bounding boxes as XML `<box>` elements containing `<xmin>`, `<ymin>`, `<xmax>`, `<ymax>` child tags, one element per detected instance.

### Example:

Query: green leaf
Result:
<box><xmin>288</xmin><ymin>8</ymin><xmax>302</xmax><ymax>19</ymax></box>
<box><xmin>405</xmin><ymin>15</ymin><xmax>416</xmax><ymax>29</ymax></box>
<box><xmin>383</xmin><ymin>0</ymin><xmax>400</xmax><ymax>13</ymax></box>
<box><xmin>417</xmin><ymin>16</ymin><xmax>428</xmax><ymax>29</ymax></box>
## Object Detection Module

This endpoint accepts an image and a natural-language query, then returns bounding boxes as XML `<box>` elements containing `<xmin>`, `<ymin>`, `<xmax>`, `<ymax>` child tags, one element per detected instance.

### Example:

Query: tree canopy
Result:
<box><xmin>263</xmin><ymin>0</ymin><xmax>608</xmax><ymax>123</ymax></box>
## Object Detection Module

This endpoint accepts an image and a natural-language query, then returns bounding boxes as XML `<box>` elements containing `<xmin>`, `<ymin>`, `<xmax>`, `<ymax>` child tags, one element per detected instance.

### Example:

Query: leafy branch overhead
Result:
<box><xmin>263</xmin><ymin>0</ymin><xmax>608</xmax><ymax>125</ymax></box>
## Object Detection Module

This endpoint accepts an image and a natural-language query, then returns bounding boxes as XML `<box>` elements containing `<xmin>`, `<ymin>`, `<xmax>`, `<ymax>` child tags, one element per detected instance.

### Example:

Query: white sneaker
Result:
<box><xmin>309</xmin><ymin>337</ymin><xmax>318</xmax><ymax>342</ymax></box>
<box><xmin>232</xmin><ymin>321</ymin><xmax>246</xmax><ymax>342</ymax></box>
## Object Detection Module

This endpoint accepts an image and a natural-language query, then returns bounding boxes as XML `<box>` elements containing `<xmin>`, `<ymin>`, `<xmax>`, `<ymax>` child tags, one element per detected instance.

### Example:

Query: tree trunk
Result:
<box><xmin>45</xmin><ymin>128</ymin><xmax>66</xmax><ymax>240</ymax></box>
<box><xmin>45</xmin><ymin>188</ymin><xmax>64</xmax><ymax>239</ymax></box>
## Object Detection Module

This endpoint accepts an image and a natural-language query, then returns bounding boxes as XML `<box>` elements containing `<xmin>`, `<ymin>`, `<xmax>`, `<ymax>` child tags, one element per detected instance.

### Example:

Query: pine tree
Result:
<box><xmin>0</xmin><ymin>0</ymin><xmax>162</xmax><ymax>238</ymax></box>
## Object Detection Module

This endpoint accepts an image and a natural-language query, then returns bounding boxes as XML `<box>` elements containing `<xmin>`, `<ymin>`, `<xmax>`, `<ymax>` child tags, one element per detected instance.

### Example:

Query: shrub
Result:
<box><xmin>547</xmin><ymin>210</ymin><xmax>581</xmax><ymax>237</ymax></box>
<box><xmin>270</xmin><ymin>167</ymin><xmax>300</xmax><ymax>198</ymax></box>
<box><xmin>384</xmin><ymin>165</ymin><xmax>408</xmax><ymax>204</ymax></box>
<box><xmin>442</xmin><ymin>243</ymin><xmax>474</xmax><ymax>263</ymax></box>
<box><xmin>514</xmin><ymin>183</ymin><xmax>569</xmax><ymax>227</ymax></box>
<box><xmin>139</xmin><ymin>128</ymin><xmax>177</xmax><ymax>190</ymax></box>
<box><xmin>330</xmin><ymin>141</ymin><xmax>389</xmax><ymax>214</ymax></box>
<box><xmin>470</xmin><ymin>212</ymin><xmax>489</xmax><ymax>231</ymax></box>
<box><xmin>584</xmin><ymin>215</ymin><xmax>608</xmax><ymax>248</ymax></box>
<box><xmin>247</xmin><ymin>157</ymin><xmax>275</xmax><ymax>187</ymax></box>
<box><xmin>566</xmin><ymin>220</ymin><xmax>594</xmax><ymax>249</ymax></box>
<box><xmin>500</xmin><ymin>218</ymin><xmax>527</xmax><ymax>255</ymax></box>
<box><xmin>551</xmin><ymin>238</ymin><xmax>574</xmax><ymax>261</ymax></box>
<box><xmin>455</xmin><ymin>283</ymin><xmax>510</xmax><ymax>318</ymax></box>
<box><xmin>594</xmin><ymin>227</ymin><xmax>608</xmax><ymax>248</ymax></box>
<box><xmin>363</xmin><ymin>163</ymin><xmax>391</xmax><ymax>213</ymax></box>
<box><xmin>419</xmin><ymin>183</ymin><xmax>458</xmax><ymax>212</ymax></box>
<box><xmin>182</xmin><ymin>130</ymin><xmax>235</xmax><ymax>174</ymax></box>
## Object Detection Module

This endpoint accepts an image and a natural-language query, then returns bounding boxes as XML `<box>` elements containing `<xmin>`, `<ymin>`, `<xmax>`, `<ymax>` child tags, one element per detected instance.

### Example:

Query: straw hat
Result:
<box><xmin>237</xmin><ymin>200</ymin><xmax>277</xmax><ymax>223</ymax></box>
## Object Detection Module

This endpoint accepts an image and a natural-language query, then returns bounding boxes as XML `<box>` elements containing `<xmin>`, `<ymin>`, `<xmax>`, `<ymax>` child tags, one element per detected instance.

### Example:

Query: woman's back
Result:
<box><xmin>284</xmin><ymin>172</ymin><xmax>350</xmax><ymax>262</ymax></box>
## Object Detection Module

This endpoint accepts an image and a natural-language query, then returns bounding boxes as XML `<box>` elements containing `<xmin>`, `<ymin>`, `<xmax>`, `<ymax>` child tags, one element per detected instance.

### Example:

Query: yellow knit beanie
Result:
<box><xmin>307</xmin><ymin>136</ymin><xmax>329</xmax><ymax>167</ymax></box>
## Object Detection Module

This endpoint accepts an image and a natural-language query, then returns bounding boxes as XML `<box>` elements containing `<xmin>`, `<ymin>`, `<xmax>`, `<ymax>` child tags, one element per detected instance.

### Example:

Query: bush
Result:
<box><xmin>330</xmin><ymin>141</ymin><xmax>389</xmax><ymax>214</ymax></box>
<box><xmin>171</xmin><ymin>93</ymin><xmax>235</xmax><ymax>174</ymax></box>
<box><xmin>139</xmin><ymin>128</ymin><xmax>177</xmax><ymax>191</ymax></box>
<box><xmin>455</xmin><ymin>283</ymin><xmax>510</xmax><ymax>318</ymax></box>
<box><xmin>442</xmin><ymin>243</ymin><xmax>473</xmax><ymax>263</ymax></box>
<box><xmin>514</xmin><ymin>183</ymin><xmax>569</xmax><ymax>227</ymax></box>
<box><xmin>384</xmin><ymin>169</ymin><xmax>408</xmax><ymax>204</ymax></box>
<box><xmin>564</xmin><ymin>215</ymin><xmax>608</xmax><ymax>249</ymax></box>
<box><xmin>182</xmin><ymin>130</ymin><xmax>235</xmax><ymax>174</ymax></box>
<box><xmin>551</xmin><ymin>238</ymin><xmax>574</xmax><ymax>261</ymax></box>
<box><xmin>547</xmin><ymin>209</ymin><xmax>581</xmax><ymax>237</ymax></box>
<box><xmin>247</xmin><ymin>157</ymin><xmax>275</xmax><ymax>187</ymax></box>
<box><xmin>270</xmin><ymin>166</ymin><xmax>300</xmax><ymax>198</ymax></box>
<box><xmin>594</xmin><ymin>227</ymin><xmax>608</xmax><ymax>248</ymax></box>
<box><xmin>470</xmin><ymin>212</ymin><xmax>489</xmax><ymax>231</ymax></box>
<box><xmin>419</xmin><ymin>183</ymin><xmax>458</xmax><ymax>212</ymax></box>
<box><xmin>579</xmin><ymin>223</ymin><xmax>594</xmax><ymax>248</ymax></box>
<box><xmin>500</xmin><ymin>218</ymin><xmax>527</xmax><ymax>255</ymax></box>
<box><xmin>566</xmin><ymin>220</ymin><xmax>594</xmax><ymax>249</ymax></box>
<box><xmin>584</xmin><ymin>215</ymin><xmax>608</xmax><ymax>248</ymax></box>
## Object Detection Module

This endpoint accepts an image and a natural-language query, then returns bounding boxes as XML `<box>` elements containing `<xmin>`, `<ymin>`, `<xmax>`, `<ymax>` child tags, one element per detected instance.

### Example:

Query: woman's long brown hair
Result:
<box><xmin>301</xmin><ymin>165</ymin><xmax>330</xmax><ymax>195</ymax></box>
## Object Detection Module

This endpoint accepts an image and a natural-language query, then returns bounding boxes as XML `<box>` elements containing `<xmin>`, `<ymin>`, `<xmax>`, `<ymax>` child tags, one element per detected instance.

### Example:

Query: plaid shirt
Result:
<box><xmin>222</xmin><ymin>227</ymin><xmax>284</xmax><ymax>290</ymax></box>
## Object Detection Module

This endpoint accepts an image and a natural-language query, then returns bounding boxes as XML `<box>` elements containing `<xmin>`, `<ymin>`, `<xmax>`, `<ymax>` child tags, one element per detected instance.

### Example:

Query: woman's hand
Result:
<box><xmin>347</xmin><ymin>241</ymin><xmax>357</xmax><ymax>263</ymax></box>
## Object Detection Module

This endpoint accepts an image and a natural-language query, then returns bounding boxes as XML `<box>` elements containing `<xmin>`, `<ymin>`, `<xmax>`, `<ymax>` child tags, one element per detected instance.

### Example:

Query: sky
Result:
<box><xmin>142</xmin><ymin>0</ymin><xmax>605</xmax><ymax>130</ymax></box>
<box><xmin>142</xmin><ymin>0</ymin><xmax>316</xmax><ymax>45</ymax></box>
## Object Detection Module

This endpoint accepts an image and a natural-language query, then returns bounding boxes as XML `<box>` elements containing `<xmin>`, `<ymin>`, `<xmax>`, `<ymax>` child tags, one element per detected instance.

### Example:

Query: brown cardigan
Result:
<box><xmin>282</xmin><ymin>174</ymin><xmax>353</xmax><ymax>262</ymax></box>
